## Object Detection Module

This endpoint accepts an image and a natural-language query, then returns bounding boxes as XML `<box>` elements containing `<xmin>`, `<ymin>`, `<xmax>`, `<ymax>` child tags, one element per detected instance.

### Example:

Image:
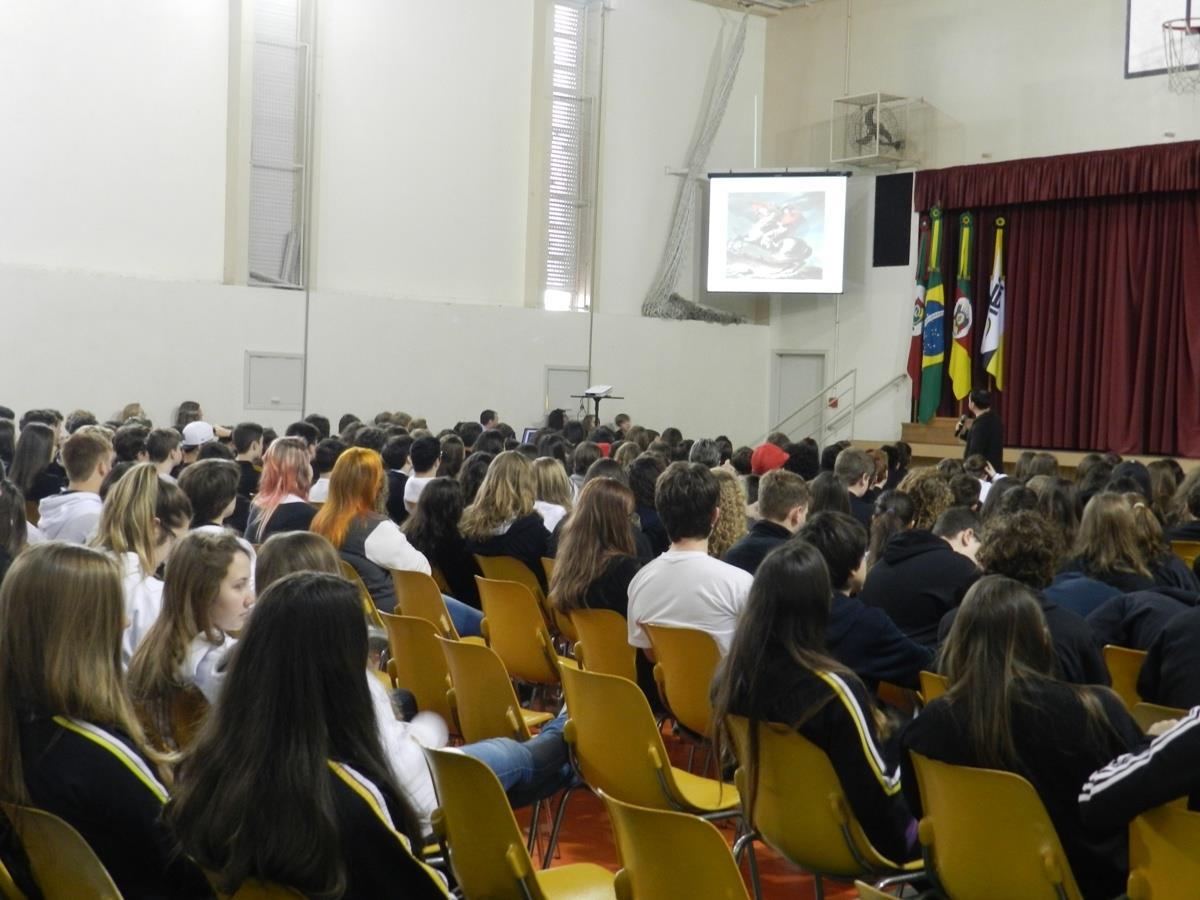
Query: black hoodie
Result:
<box><xmin>859</xmin><ymin>530</ymin><xmax>979</xmax><ymax>646</ymax></box>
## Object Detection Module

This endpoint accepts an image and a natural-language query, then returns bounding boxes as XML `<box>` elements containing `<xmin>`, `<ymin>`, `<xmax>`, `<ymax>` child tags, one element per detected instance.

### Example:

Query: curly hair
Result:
<box><xmin>896</xmin><ymin>467</ymin><xmax>954</xmax><ymax>530</ymax></box>
<box><xmin>977</xmin><ymin>510</ymin><xmax>1064</xmax><ymax>589</ymax></box>
<box><xmin>708</xmin><ymin>467</ymin><xmax>748</xmax><ymax>560</ymax></box>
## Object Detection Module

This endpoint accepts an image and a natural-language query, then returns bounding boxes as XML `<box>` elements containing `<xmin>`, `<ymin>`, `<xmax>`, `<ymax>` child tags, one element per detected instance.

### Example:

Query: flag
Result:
<box><xmin>917</xmin><ymin>207</ymin><xmax>945</xmax><ymax>423</ymax></box>
<box><xmin>907</xmin><ymin>217</ymin><xmax>931</xmax><ymax>408</ymax></box>
<box><xmin>981</xmin><ymin>217</ymin><xmax>1006</xmax><ymax>390</ymax></box>
<box><xmin>948</xmin><ymin>212</ymin><xmax>975</xmax><ymax>400</ymax></box>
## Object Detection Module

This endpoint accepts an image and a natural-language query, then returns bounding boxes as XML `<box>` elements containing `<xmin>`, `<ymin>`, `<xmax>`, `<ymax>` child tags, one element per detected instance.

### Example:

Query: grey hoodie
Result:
<box><xmin>37</xmin><ymin>491</ymin><xmax>102</xmax><ymax>544</ymax></box>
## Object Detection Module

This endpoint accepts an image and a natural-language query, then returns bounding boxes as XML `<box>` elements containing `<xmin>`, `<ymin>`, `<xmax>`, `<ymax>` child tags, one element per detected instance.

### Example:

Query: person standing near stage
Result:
<box><xmin>956</xmin><ymin>389</ymin><xmax>1004</xmax><ymax>474</ymax></box>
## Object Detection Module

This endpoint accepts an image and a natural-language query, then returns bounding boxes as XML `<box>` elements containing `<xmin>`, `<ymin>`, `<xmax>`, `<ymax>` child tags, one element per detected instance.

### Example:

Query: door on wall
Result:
<box><xmin>771</xmin><ymin>352</ymin><xmax>826</xmax><ymax>438</ymax></box>
<box><xmin>545</xmin><ymin>366</ymin><xmax>591</xmax><ymax>424</ymax></box>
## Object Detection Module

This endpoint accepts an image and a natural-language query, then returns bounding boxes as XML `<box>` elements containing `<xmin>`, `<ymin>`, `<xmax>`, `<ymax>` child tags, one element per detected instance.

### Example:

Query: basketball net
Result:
<box><xmin>1164</xmin><ymin>4</ymin><xmax>1200</xmax><ymax>93</ymax></box>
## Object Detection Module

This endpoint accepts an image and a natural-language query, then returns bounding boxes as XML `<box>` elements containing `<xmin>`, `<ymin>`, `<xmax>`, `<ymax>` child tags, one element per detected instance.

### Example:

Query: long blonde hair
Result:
<box><xmin>532</xmin><ymin>457</ymin><xmax>573</xmax><ymax>510</ymax></box>
<box><xmin>550</xmin><ymin>479</ymin><xmax>636</xmax><ymax>614</ymax></box>
<box><xmin>93</xmin><ymin>462</ymin><xmax>192</xmax><ymax>574</ymax></box>
<box><xmin>708</xmin><ymin>467</ymin><xmax>748</xmax><ymax>559</ymax></box>
<box><xmin>128</xmin><ymin>532</ymin><xmax>247</xmax><ymax>744</ymax></box>
<box><xmin>460</xmin><ymin>451</ymin><xmax>535</xmax><ymax>540</ymax></box>
<box><xmin>0</xmin><ymin>543</ymin><xmax>163</xmax><ymax>803</ymax></box>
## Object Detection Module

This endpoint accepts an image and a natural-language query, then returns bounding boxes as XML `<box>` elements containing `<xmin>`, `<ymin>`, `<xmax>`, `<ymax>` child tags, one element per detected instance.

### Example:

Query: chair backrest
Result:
<box><xmin>570</xmin><ymin>608</ymin><xmax>637</xmax><ymax>683</ymax></box>
<box><xmin>1131</xmin><ymin>702</ymin><xmax>1188</xmax><ymax>734</ymax></box>
<box><xmin>919</xmin><ymin>670</ymin><xmax>949</xmax><ymax>704</ymax></box>
<box><xmin>908</xmin><ymin>751</ymin><xmax>1083</xmax><ymax>900</ymax></box>
<box><xmin>1170</xmin><ymin>539</ymin><xmax>1200</xmax><ymax>569</ymax></box>
<box><xmin>474</xmin><ymin>554</ymin><xmax>545</xmax><ymax>603</ymax></box>
<box><xmin>1127</xmin><ymin>803</ymin><xmax>1200</xmax><ymax>900</ymax></box>
<box><xmin>338</xmin><ymin>559</ymin><xmax>385</xmax><ymax>628</ymax></box>
<box><xmin>438</xmin><ymin>637</ymin><xmax>531</xmax><ymax>742</ymax></box>
<box><xmin>1103</xmin><ymin>644</ymin><xmax>1147</xmax><ymax>711</ymax></box>
<box><xmin>643</xmin><ymin>624</ymin><xmax>721</xmax><ymax>739</ymax></box>
<box><xmin>379</xmin><ymin>612</ymin><xmax>455</xmax><ymax>728</ymax></box>
<box><xmin>424</xmin><ymin>747</ymin><xmax>545</xmax><ymax>900</ymax></box>
<box><xmin>602</xmin><ymin>792</ymin><xmax>750</xmax><ymax>900</ymax></box>
<box><xmin>392</xmin><ymin>569</ymin><xmax>461</xmax><ymax>640</ymax></box>
<box><xmin>560</xmin><ymin>662</ymin><xmax>711</xmax><ymax>811</ymax></box>
<box><xmin>476</xmin><ymin>577</ymin><xmax>560</xmax><ymax>685</ymax></box>
<box><xmin>724</xmin><ymin>715</ymin><xmax>899</xmax><ymax>877</ymax></box>
<box><xmin>1</xmin><ymin>802</ymin><xmax>122</xmax><ymax>899</ymax></box>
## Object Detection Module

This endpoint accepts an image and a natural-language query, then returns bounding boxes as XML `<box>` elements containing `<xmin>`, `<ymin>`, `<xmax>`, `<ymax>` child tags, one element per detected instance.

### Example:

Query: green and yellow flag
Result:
<box><xmin>948</xmin><ymin>212</ymin><xmax>974</xmax><ymax>400</ymax></box>
<box><xmin>917</xmin><ymin>207</ymin><xmax>945</xmax><ymax>423</ymax></box>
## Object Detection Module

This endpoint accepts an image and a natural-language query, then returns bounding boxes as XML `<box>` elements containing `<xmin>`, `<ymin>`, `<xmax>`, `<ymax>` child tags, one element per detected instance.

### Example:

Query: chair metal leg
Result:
<box><xmin>732</xmin><ymin>830</ymin><xmax>761</xmax><ymax>900</ymax></box>
<box><xmin>541</xmin><ymin>784</ymin><xmax>579</xmax><ymax>868</ymax></box>
<box><xmin>687</xmin><ymin>744</ymin><xmax>696</xmax><ymax>772</ymax></box>
<box><xmin>526</xmin><ymin>798</ymin><xmax>543</xmax><ymax>855</ymax></box>
<box><xmin>813</xmin><ymin>873</ymin><xmax>825</xmax><ymax>900</ymax></box>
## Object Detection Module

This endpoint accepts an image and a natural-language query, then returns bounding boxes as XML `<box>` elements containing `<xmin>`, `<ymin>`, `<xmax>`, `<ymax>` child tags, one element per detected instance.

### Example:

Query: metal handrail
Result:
<box><xmin>762</xmin><ymin>370</ymin><xmax>908</xmax><ymax>446</ymax></box>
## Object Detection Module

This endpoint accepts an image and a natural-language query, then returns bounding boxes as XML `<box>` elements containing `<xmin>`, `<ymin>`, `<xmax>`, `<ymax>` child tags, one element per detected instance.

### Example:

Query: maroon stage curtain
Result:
<box><xmin>913</xmin><ymin>141</ymin><xmax>1200</xmax><ymax>456</ymax></box>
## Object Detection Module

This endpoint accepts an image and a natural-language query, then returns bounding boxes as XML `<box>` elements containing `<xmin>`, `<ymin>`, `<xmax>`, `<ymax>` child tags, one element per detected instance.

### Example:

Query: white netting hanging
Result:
<box><xmin>1163</xmin><ymin>18</ymin><xmax>1200</xmax><ymax>93</ymax></box>
<box><xmin>641</xmin><ymin>14</ymin><xmax>748</xmax><ymax>322</ymax></box>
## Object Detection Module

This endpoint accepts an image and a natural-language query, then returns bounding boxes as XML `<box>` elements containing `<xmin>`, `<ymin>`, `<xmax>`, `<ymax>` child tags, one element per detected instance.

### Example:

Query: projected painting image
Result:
<box><xmin>723</xmin><ymin>191</ymin><xmax>826</xmax><ymax>282</ymax></box>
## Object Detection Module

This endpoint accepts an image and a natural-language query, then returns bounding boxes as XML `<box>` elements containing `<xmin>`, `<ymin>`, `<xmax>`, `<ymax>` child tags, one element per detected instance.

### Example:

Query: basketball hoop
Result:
<box><xmin>1163</xmin><ymin>16</ymin><xmax>1200</xmax><ymax>92</ymax></box>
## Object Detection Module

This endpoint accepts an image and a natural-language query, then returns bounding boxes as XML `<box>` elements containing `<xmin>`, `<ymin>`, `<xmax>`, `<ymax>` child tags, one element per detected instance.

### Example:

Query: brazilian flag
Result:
<box><xmin>918</xmin><ymin>207</ymin><xmax>945</xmax><ymax>423</ymax></box>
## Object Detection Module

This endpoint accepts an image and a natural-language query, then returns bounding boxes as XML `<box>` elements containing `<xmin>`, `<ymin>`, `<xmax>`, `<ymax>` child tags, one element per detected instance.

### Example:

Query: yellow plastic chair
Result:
<box><xmin>1127</xmin><ymin>802</ymin><xmax>1200</xmax><ymax>899</ymax></box>
<box><xmin>338</xmin><ymin>559</ymin><xmax>385</xmax><ymax>629</ymax></box>
<box><xmin>570</xmin><ymin>609</ymin><xmax>637</xmax><ymax>683</ymax></box>
<box><xmin>392</xmin><ymin>569</ymin><xmax>479</xmax><ymax>643</ymax></box>
<box><xmin>853</xmin><ymin>882</ymin><xmax>895</xmax><ymax>900</ymax></box>
<box><xmin>1132</xmin><ymin>701</ymin><xmax>1188</xmax><ymax>734</ymax></box>
<box><xmin>1170</xmin><ymin>539</ymin><xmax>1200</xmax><ymax>569</ymax></box>
<box><xmin>438</xmin><ymin>636</ymin><xmax>552</xmax><ymax>742</ymax></box>
<box><xmin>908</xmin><ymin>751</ymin><xmax>1082</xmax><ymax>900</ymax></box>
<box><xmin>725</xmin><ymin>716</ymin><xmax>921</xmax><ymax>897</ymax></box>
<box><xmin>918</xmin><ymin>670</ymin><xmax>949</xmax><ymax>704</ymax></box>
<box><xmin>476</xmin><ymin>577</ymin><xmax>577</xmax><ymax>686</ymax></box>
<box><xmin>1</xmin><ymin>802</ymin><xmax>121</xmax><ymax>899</ymax></box>
<box><xmin>643</xmin><ymin>624</ymin><xmax>721</xmax><ymax>740</ymax></box>
<box><xmin>1103</xmin><ymin>644</ymin><xmax>1147</xmax><ymax>711</ymax></box>
<box><xmin>424</xmin><ymin>748</ymin><xmax>615</xmax><ymax>900</ymax></box>
<box><xmin>379</xmin><ymin>612</ymin><xmax>456</xmax><ymax>731</ymax></box>
<box><xmin>475</xmin><ymin>554</ymin><xmax>547</xmax><ymax>604</ymax></box>
<box><xmin>602</xmin><ymin>792</ymin><xmax>750</xmax><ymax>900</ymax></box>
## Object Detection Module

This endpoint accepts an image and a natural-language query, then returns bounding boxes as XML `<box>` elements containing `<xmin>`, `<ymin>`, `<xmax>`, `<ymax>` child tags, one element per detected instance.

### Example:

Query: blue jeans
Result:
<box><xmin>459</xmin><ymin>707</ymin><xmax>570</xmax><ymax>807</ymax></box>
<box><xmin>444</xmin><ymin>595</ymin><xmax>483</xmax><ymax>638</ymax></box>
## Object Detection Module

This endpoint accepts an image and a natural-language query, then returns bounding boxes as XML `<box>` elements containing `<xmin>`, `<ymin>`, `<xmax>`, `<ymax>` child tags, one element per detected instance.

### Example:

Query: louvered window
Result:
<box><xmin>543</xmin><ymin>2</ymin><xmax>597</xmax><ymax>311</ymax></box>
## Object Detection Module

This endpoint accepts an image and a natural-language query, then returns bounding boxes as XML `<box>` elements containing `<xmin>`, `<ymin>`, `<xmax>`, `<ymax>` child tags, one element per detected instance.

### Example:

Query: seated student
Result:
<box><xmin>128</xmin><ymin>532</ymin><xmax>254</xmax><ymax>747</ymax></box>
<box><xmin>707</xmin><ymin>468</ymin><xmax>748</xmax><ymax>560</ymax></box>
<box><xmin>146</xmin><ymin>426</ymin><xmax>184</xmax><ymax>481</ymax></box>
<box><xmin>551</xmin><ymin>478</ymin><xmax>644</xmax><ymax>620</ymax></box>
<box><xmin>569</xmin><ymin>441</ymin><xmax>602</xmax><ymax>495</ymax></box>
<box><xmin>1164</xmin><ymin>478</ymin><xmax>1200</xmax><ymax>542</ymax></box>
<box><xmin>457</xmin><ymin>450</ymin><xmax>494</xmax><ymax>506</ymax></box>
<box><xmin>0</xmin><ymin>479</ymin><xmax>28</xmax><ymax>586</ymax></box>
<box><xmin>93</xmin><ymin>463</ymin><xmax>193</xmax><ymax>664</ymax></box>
<box><xmin>180</xmin><ymin>421</ymin><xmax>218</xmax><ymax>470</ymax></box>
<box><xmin>402</xmin><ymin>436</ymin><xmax>441</xmax><ymax>514</ymax></box>
<box><xmin>900</xmin><ymin>576</ymin><xmax>1143</xmax><ymax>900</ymax></box>
<box><xmin>724</xmin><ymin>469</ymin><xmax>810</xmax><ymax>575</ymax></box>
<box><xmin>931</xmin><ymin>506</ymin><xmax>981</xmax><ymax>566</ymax></box>
<box><xmin>404</xmin><ymin>478</ymin><xmax>482</xmax><ymax>608</ymax></box>
<box><xmin>939</xmin><ymin>510</ymin><xmax>1109</xmax><ymax>686</ymax></box>
<box><xmin>799</xmin><ymin>512</ymin><xmax>933</xmax><ymax>690</ymax></box>
<box><xmin>167</xmin><ymin>573</ymin><xmax>450</xmax><ymax>898</ymax></box>
<box><xmin>947</xmin><ymin>472</ymin><xmax>981</xmax><ymax>513</ymax></box>
<box><xmin>1057</xmin><ymin>492</ymin><xmax>1156</xmax><ymax>594</ymax></box>
<box><xmin>381</xmin><ymin>435</ymin><xmax>410</xmax><ymax>525</ymax></box>
<box><xmin>231</xmin><ymin>422</ymin><xmax>264</xmax><ymax>501</ymax></box>
<box><xmin>711</xmin><ymin>540</ymin><xmax>918</xmax><ymax>865</ymax></box>
<box><xmin>627</xmin><ymin>462</ymin><xmax>753</xmax><ymax>656</ymax></box>
<box><xmin>1136</xmin><ymin>603</ymin><xmax>1200</xmax><ymax>709</ymax></box>
<box><xmin>1125</xmin><ymin>493</ymin><xmax>1200</xmax><ymax>592</ymax></box>
<box><xmin>834</xmin><ymin>447</ymin><xmax>876</xmax><ymax>530</ymax></box>
<box><xmin>859</xmin><ymin>471</ymin><xmax>978</xmax><ymax>647</ymax></box>
<box><xmin>866</xmin><ymin>489</ymin><xmax>914</xmax><ymax>570</ymax></box>
<box><xmin>113</xmin><ymin>423</ymin><xmax>150</xmax><ymax>464</ymax></box>
<box><xmin>807</xmin><ymin>471</ymin><xmax>851</xmax><ymax>516</ymax></box>
<box><xmin>1087</xmin><ymin>588</ymin><xmax>1195</xmax><ymax>652</ymax></box>
<box><xmin>532</xmin><ymin>456</ymin><xmax>572</xmax><ymax>533</ymax></box>
<box><xmin>178</xmin><ymin>459</ymin><xmax>258</xmax><ymax>579</ymax></box>
<box><xmin>244</xmin><ymin>437</ymin><xmax>316</xmax><ymax>543</ymax></box>
<box><xmin>9</xmin><ymin>422</ymin><xmax>64</xmax><ymax>504</ymax></box>
<box><xmin>0</xmin><ymin>543</ymin><xmax>211</xmax><ymax>897</ymax></box>
<box><xmin>462</xmin><ymin>450</ymin><xmax>554</xmax><ymax>592</ymax></box>
<box><xmin>310</xmin><ymin>437</ymin><xmax>348</xmax><ymax>506</ymax></box>
<box><xmin>629</xmin><ymin>454</ymin><xmax>669</xmax><ymax>557</ymax></box>
<box><xmin>310</xmin><ymin>448</ymin><xmax>433</xmax><ymax>614</ymax></box>
<box><xmin>284</xmin><ymin>420</ymin><xmax>321</xmax><ymax>459</ymax></box>
<box><xmin>37</xmin><ymin>426</ymin><xmax>113</xmax><ymax>544</ymax></box>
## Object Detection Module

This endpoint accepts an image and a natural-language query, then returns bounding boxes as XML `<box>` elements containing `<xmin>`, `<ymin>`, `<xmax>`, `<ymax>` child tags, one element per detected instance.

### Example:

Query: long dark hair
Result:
<box><xmin>8</xmin><ymin>423</ymin><xmax>55</xmax><ymax>495</ymax></box>
<box><xmin>937</xmin><ymin>574</ymin><xmax>1118</xmax><ymax>770</ymax></box>
<box><xmin>550</xmin><ymin>478</ymin><xmax>636</xmax><ymax>614</ymax></box>
<box><xmin>867</xmin><ymin>489</ymin><xmax>913</xmax><ymax>568</ymax></box>
<box><xmin>712</xmin><ymin>540</ymin><xmax>873</xmax><ymax>819</ymax></box>
<box><xmin>168</xmin><ymin>572</ymin><xmax>421</xmax><ymax>896</ymax></box>
<box><xmin>403</xmin><ymin>477</ymin><xmax>466</xmax><ymax>558</ymax></box>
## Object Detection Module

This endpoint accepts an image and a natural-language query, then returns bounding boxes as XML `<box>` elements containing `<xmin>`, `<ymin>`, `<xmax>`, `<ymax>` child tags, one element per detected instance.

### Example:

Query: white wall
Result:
<box><xmin>0</xmin><ymin>1</ymin><xmax>229</xmax><ymax>281</ymax></box>
<box><xmin>762</xmin><ymin>0</ymin><xmax>1200</xmax><ymax>440</ymax></box>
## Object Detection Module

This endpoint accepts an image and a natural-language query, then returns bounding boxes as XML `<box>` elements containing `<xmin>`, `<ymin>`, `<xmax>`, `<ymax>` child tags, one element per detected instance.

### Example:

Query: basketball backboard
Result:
<box><xmin>1127</xmin><ymin>0</ymin><xmax>1197</xmax><ymax>76</ymax></box>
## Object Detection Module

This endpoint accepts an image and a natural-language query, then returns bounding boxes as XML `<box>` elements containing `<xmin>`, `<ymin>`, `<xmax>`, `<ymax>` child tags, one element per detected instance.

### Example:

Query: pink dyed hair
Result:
<box><xmin>251</xmin><ymin>437</ymin><xmax>312</xmax><ymax>533</ymax></box>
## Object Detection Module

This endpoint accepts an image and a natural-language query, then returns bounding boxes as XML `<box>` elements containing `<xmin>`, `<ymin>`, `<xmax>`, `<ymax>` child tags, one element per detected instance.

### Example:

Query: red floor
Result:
<box><xmin>514</xmin><ymin>728</ymin><xmax>859</xmax><ymax>900</ymax></box>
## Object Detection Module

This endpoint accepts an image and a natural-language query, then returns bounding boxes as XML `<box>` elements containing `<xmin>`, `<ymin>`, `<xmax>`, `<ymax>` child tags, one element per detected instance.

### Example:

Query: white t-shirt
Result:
<box><xmin>120</xmin><ymin>552</ymin><xmax>164</xmax><ymax>667</ymax></box>
<box><xmin>534</xmin><ymin>500</ymin><xmax>568</xmax><ymax>533</ymax></box>
<box><xmin>308</xmin><ymin>476</ymin><xmax>330</xmax><ymax>503</ymax></box>
<box><xmin>627</xmin><ymin>549</ymin><xmax>754</xmax><ymax>654</ymax></box>
<box><xmin>403</xmin><ymin>475</ymin><xmax>435</xmax><ymax>511</ymax></box>
<box><xmin>181</xmin><ymin>633</ymin><xmax>236</xmax><ymax>705</ymax></box>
